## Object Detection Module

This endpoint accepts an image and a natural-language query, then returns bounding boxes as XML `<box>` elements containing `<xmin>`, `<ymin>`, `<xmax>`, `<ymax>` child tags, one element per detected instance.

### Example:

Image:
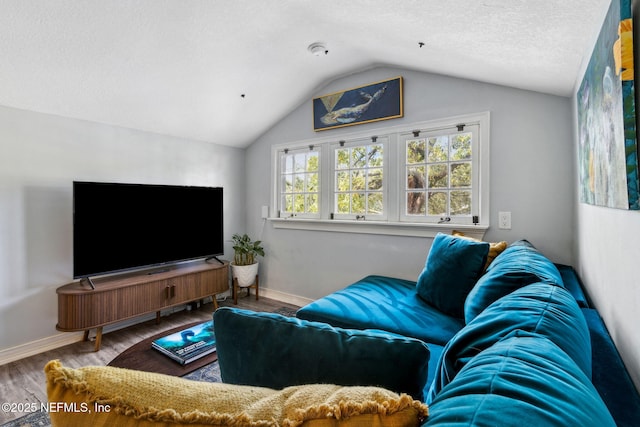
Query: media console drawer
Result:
<box><xmin>56</xmin><ymin>260</ymin><xmax>228</xmax><ymax>351</ymax></box>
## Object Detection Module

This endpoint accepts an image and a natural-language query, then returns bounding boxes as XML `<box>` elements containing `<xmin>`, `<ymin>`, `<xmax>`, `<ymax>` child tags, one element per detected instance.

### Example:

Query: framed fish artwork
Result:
<box><xmin>313</xmin><ymin>76</ymin><xmax>403</xmax><ymax>131</ymax></box>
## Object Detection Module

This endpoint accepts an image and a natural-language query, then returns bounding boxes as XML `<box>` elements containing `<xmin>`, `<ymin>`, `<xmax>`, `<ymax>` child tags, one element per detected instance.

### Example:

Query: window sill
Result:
<box><xmin>269</xmin><ymin>218</ymin><xmax>488</xmax><ymax>239</ymax></box>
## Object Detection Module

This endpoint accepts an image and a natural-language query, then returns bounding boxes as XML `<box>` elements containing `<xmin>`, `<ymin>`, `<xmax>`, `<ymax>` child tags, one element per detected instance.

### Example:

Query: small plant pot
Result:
<box><xmin>231</xmin><ymin>262</ymin><xmax>259</xmax><ymax>287</ymax></box>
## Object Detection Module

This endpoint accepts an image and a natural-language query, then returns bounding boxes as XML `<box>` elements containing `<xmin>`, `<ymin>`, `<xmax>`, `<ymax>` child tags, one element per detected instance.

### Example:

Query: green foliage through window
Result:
<box><xmin>334</xmin><ymin>143</ymin><xmax>384</xmax><ymax>216</ymax></box>
<box><xmin>280</xmin><ymin>149</ymin><xmax>320</xmax><ymax>216</ymax></box>
<box><xmin>406</xmin><ymin>132</ymin><xmax>472</xmax><ymax>217</ymax></box>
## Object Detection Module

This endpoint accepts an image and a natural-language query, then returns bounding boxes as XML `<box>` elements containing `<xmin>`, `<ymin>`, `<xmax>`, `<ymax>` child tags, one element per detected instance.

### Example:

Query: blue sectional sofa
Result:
<box><xmin>215</xmin><ymin>234</ymin><xmax>640</xmax><ymax>426</ymax></box>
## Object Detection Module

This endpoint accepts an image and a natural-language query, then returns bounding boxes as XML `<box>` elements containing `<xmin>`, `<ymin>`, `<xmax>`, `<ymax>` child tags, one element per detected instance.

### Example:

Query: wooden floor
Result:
<box><xmin>0</xmin><ymin>295</ymin><xmax>298</xmax><ymax>424</ymax></box>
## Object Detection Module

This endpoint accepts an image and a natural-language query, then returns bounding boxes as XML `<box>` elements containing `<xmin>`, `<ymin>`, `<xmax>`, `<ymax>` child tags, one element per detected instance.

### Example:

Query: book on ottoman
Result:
<box><xmin>152</xmin><ymin>320</ymin><xmax>216</xmax><ymax>365</ymax></box>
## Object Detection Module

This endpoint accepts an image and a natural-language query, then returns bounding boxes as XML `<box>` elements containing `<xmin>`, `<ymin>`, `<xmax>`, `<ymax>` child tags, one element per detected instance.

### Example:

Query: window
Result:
<box><xmin>278</xmin><ymin>147</ymin><xmax>320</xmax><ymax>218</ymax></box>
<box><xmin>402</xmin><ymin>124</ymin><xmax>479</xmax><ymax>224</ymax></box>
<box><xmin>332</xmin><ymin>137</ymin><xmax>387</xmax><ymax>220</ymax></box>
<box><xmin>272</xmin><ymin>112</ymin><xmax>489</xmax><ymax>236</ymax></box>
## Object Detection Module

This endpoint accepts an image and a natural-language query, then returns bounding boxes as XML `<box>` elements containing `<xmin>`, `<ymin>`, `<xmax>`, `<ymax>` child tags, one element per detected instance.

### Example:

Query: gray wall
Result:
<box><xmin>246</xmin><ymin>67</ymin><xmax>575</xmax><ymax>301</ymax></box>
<box><xmin>0</xmin><ymin>105</ymin><xmax>245</xmax><ymax>350</ymax></box>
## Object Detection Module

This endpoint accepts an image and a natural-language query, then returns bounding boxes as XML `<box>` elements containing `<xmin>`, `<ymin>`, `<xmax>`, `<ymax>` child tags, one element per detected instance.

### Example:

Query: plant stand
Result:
<box><xmin>233</xmin><ymin>275</ymin><xmax>259</xmax><ymax>305</ymax></box>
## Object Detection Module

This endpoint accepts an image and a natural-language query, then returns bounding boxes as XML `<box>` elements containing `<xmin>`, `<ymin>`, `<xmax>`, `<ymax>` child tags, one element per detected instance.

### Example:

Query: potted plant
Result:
<box><xmin>230</xmin><ymin>233</ymin><xmax>265</xmax><ymax>287</ymax></box>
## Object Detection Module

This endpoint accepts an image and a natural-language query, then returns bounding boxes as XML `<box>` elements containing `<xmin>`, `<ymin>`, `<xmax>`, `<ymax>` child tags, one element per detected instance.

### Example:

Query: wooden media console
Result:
<box><xmin>56</xmin><ymin>260</ymin><xmax>228</xmax><ymax>351</ymax></box>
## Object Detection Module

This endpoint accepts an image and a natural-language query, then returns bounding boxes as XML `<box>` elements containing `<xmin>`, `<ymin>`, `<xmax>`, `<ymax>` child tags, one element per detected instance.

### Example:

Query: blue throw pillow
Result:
<box><xmin>416</xmin><ymin>233</ymin><xmax>489</xmax><ymax>318</ymax></box>
<box><xmin>424</xmin><ymin>332</ymin><xmax>616</xmax><ymax>427</ymax></box>
<box><xmin>214</xmin><ymin>307</ymin><xmax>432</xmax><ymax>400</ymax></box>
<box><xmin>464</xmin><ymin>240</ymin><xmax>563</xmax><ymax>323</ymax></box>
<box><xmin>427</xmin><ymin>283</ymin><xmax>592</xmax><ymax>402</ymax></box>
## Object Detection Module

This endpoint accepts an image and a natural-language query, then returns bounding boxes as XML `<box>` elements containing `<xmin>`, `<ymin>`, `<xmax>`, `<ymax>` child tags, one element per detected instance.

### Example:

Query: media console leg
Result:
<box><xmin>212</xmin><ymin>295</ymin><xmax>219</xmax><ymax>310</ymax></box>
<box><xmin>156</xmin><ymin>311</ymin><xmax>161</xmax><ymax>324</ymax></box>
<box><xmin>82</xmin><ymin>330</ymin><xmax>90</xmax><ymax>342</ymax></box>
<box><xmin>94</xmin><ymin>327</ymin><xmax>103</xmax><ymax>352</ymax></box>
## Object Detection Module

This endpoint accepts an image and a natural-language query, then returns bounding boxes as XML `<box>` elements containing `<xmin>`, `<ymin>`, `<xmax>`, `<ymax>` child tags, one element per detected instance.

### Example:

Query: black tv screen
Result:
<box><xmin>73</xmin><ymin>181</ymin><xmax>224</xmax><ymax>278</ymax></box>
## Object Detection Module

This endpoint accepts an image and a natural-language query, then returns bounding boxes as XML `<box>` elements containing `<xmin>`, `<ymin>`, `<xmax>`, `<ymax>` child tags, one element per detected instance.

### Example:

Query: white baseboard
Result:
<box><xmin>259</xmin><ymin>287</ymin><xmax>313</xmax><ymax>308</ymax></box>
<box><xmin>0</xmin><ymin>331</ymin><xmax>85</xmax><ymax>366</ymax></box>
<box><xmin>0</xmin><ymin>291</ymin><xmax>313</xmax><ymax>366</ymax></box>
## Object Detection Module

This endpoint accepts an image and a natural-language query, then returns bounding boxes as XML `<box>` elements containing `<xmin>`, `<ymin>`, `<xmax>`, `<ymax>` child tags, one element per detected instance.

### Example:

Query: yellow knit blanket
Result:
<box><xmin>45</xmin><ymin>360</ymin><xmax>428</xmax><ymax>427</ymax></box>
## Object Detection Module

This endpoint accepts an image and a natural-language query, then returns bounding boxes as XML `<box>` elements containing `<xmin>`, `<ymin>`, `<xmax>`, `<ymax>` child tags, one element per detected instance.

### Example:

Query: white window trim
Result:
<box><xmin>270</xmin><ymin>112</ymin><xmax>490</xmax><ymax>238</ymax></box>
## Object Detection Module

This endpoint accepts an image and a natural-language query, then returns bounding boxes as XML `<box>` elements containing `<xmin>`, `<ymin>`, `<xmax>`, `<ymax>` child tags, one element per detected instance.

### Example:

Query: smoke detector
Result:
<box><xmin>308</xmin><ymin>42</ymin><xmax>328</xmax><ymax>56</ymax></box>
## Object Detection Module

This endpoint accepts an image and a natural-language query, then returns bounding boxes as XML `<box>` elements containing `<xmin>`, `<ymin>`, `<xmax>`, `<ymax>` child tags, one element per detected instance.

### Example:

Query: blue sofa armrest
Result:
<box><xmin>213</xmin><ymin>307</ymin><xmax>432</xmax><ymax>400</ymax></box>
<box><xmin>555</xmin><ymin>263</ymin><xmax>590</xmax><ymax>308</ymax></box>
<box><xmin>582</xmin><ymin>308</ymin><xmax>640</xmax><ymax>427</ymax></box>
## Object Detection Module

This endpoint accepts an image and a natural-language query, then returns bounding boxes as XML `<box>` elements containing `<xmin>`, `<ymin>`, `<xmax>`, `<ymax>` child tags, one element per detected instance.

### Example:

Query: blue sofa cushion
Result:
<box><xmin>416</xmin><ymin>233</ymin><xmax>489</xmax><ymax>318</ymax></box>
<box><xmin>213</xmin><ymin>307</ymin><xmax>432</xmax><ymax>400</ymax></box>
<box><xmin>582</xmin><ymin>308</ymin><xmax>640</xmax><ymax>427</ymax></box>
<box><xmin>427</xmin><ymin>283</ymin><xmax>592</xmax><ymax>402</ymax></box>
<box><xmin>464</xmin><ymin>240</ymin><xmax>563</xmax><ymax>322</ymax></box>
<box><xmin>296</xmin><ymin>275</ymin><xmax>465</xmax><ymax>346</ymax></box>
<box><xmin>423</xmin><ymin>332</ymin><xmax>616</xmax><ymax>427</ymax></box>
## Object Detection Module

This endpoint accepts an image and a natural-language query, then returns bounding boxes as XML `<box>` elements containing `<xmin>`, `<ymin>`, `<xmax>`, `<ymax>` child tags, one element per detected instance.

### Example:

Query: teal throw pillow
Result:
<box><xmin>416</xmin><ymin>233</ymin><xmax>489</xmax><ymax>318</ymax></box>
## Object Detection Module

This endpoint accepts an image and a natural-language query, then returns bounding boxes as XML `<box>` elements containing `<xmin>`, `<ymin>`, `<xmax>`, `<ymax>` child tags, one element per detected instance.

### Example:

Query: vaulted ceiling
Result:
<box><xmin>0</xmin><ymin>0</ymin><xmax>610</xmax><ymax>148</ymax></box>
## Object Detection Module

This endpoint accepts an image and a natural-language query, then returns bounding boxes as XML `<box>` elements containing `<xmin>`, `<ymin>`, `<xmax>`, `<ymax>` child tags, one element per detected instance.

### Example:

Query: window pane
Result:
<box><xmin>351</xmin><ymin>170</ymin><xmax>365</xmax><ymax>190</ymax></box>
<box><xmin>407</xmin><ymin>166</ymin><xmax>425</xmax><ymax>189</ymax></box>
<box><xmin>450</xmin><ymin>133</ymin><xmax>471</xmax><ymax>160</ymax></box>
<box><xmin>450</xmin><ymin>162</ymin><xmax>471</xmax><ymax>187</ymax></box>
<box><xmin>283</xmin><ymin>194</ymin><xmax>293</xmax><ymax>212</ymax></box>
<box><xmin>282</xmin><ymin>175</ymin><xmax>292</xmax><ymax>193</ymax></box>
<box><xmin>306</xmin><ymin>173</ymin><xmax>318</xmax><ymax>192</ymax></box>
<box><xmin>428</xmin><ymin>164</ymin><xmax>448</xmax><ymax>188</ymax></box>
<box><xmin>294</xmin><ymin>153</ymin><xmax>307</xmax><ymax>172</ymax></box>
<box><xmin>352</xmin><ymin>146</ymin><xmax>367</xmax><ymax>168</ymax></box>
<box><xmin>293</xmin><ymin>194</ymin><xmax>305</xmax><ymax>213</ymax></box>
<box><xmin>336</xmin><ymin>149</ymin><xmax>349</xmax><ymax>169</ymax></box>
<box><xmin>282</xmin><ymin>155</ymin><xmax>293</xmax><ymax>173</ymax></box>
<box><xmin>294</xmin><ymin>174</ymin><xmax>305</xmax><ymax>192</ymax></box>
<box><xmin>368</xmin><ymin>168</ymin><xmax>383</xmax><ymax>190</ymax></box>
<box><xmin>368</xmin><ymin>145</ymin><xmax>383</xmax><ymax>167</ymax></box>
<box><xmin>427</xmin><ymin>191</ymin><xmax>447</xmax><ymax>216</ymax></box>
<box><xmin>352</xmin><ymin>193</ymin><xmax>366</xmax><ymax>213</ymax></box>
<box><xmin>337</xmin><ymin>193</ymin><xmax>350</xmax><ymax>213</ymax></box>
<box><xmin>428</xmin><ymin>136</ymin><xmax>448</xmax><ymax>162</ymax></box>
<box><xmin>450</xmin><ymin>190</ymin><xmax>471</xmax><ymax>215</ymax></box>
<box><xmin>307</xmin><ymin>152</ymin><xmax>319</xmax><ymax>171</ymax></box>
<box><xmin>407</xmin><ymin>139</ymin><xmax>425</xmax><ymax>164</ymax></box>
<box><xmin>368</xmin><ymin>193</ymin><xmax>383</xmax><ymax>214</ymax></box>
<box><xmin>336</xmin><ymin>171</ymin><xmax>349</xmax><ymax>191</ymax></box>
<box><xmin>306</xmin><ymin>194</ymin><xmax>319</xmax><ymax>213</ymax></box>
<box><xmin>407</xmin><ymin>191</ymin><xmax>426</xmax><ymax>215</ymax></box>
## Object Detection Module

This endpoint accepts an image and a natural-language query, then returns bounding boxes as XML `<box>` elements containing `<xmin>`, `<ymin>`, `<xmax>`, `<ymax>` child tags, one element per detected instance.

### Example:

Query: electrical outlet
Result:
<box><xmin>498</xmin><ymin>211</ymin><xmax>511</xmax><ymax>229</ymax></box>
<box><xmin>261</xmin><ymin>205</ymin><xmax>269</xmax><ymax>219</ymax></box>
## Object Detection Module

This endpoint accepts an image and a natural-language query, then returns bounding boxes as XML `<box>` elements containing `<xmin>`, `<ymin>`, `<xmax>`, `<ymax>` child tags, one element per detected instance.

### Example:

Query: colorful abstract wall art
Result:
<box><xmin>577</xmin><ymin>0</ymin><xmax>638</xmax><ymax>209</ymax></box>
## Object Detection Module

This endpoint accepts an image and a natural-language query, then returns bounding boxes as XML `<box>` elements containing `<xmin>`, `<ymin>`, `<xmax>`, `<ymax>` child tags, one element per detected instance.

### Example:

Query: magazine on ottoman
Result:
<box><xmin>152</xmin><ymin>320</ymin><xmax>216</xmax><ymax>365</ymax></box>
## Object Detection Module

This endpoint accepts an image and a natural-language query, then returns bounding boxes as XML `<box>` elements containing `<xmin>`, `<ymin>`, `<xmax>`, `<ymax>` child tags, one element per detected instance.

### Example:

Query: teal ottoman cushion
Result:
<box><xmin>296</xmin><ymin>275</ymin><xmax>465</xmax><ymax>346</ymax></box>
<box><xmin>214</xmin><ymin>307</ymin><xmax>432</xmax><ymax>400</ymax></box>
<box><xmin>424</xmin><ymin>332</ymin><xmax>616</xmax><ymax>427</ymax></box>
<box><xmin>464</xmin><ymin>240</ymin><xmax>563</xmax><ymax>322</ymax></box>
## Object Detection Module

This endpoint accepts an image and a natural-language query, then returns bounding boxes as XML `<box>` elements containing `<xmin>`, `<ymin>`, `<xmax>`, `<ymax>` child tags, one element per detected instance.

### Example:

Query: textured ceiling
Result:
<box><xmin>0</xmin><ymin>0</ymin><xmax>610</xmax><ymax>148</ymax></box>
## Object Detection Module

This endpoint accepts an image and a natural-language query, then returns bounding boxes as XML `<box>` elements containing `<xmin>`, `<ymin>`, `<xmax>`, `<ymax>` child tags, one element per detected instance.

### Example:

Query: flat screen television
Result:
<box><xmin>73</xmin><ymin>181</ymin><xmax>224</xmax><ymax>280</ymax></box>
